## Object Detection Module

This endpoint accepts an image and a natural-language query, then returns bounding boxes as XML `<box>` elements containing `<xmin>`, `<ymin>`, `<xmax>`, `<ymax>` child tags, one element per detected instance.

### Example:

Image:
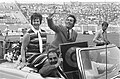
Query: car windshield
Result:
<box><xmin>76</xmin><ymin>44</ymin><xmax>120</xmax><ymax>79</ymax></box>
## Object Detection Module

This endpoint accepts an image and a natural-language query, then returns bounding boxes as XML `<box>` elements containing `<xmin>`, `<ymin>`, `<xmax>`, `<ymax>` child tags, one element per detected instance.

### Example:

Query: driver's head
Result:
<box><xmin>47</xmin><ymin>49</ymin><xmax>58</xmax><ymax>65</ymax></box>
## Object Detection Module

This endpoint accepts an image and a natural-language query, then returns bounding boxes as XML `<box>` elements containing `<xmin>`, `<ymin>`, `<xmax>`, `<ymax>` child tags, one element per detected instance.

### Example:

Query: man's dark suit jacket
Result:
<box><xmin>47</xmin><ymin>18</ymin><xmax>78</xmax><ymax>48</ymax></box>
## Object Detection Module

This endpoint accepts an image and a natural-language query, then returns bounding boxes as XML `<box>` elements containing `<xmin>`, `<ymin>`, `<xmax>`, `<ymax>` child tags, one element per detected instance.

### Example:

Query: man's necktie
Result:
<box><xmin>67</xmin><ymin>29</ymin><xmax>70</xmax><ymax>39</ymax></box>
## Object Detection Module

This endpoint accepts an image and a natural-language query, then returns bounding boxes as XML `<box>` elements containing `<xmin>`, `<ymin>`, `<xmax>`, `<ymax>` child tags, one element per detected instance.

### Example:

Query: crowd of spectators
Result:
<box><xmin>17</xmin><ymin>2</ymin><xmax>120</xmax><ymax>33</ymax></box>
<box><xmin>0</xmin><ymin>3</ymin><xmax>28</xmax><ymax>24</ymax></box>
<box><xmin>0</xmin><ymin>2</ymin><xmax>120</xmax><ymax>33</ymax></box>
<box><xmin>18</xmin><ymin>2</ymin><xmax>120</xmax><ymax>26</ymax></box>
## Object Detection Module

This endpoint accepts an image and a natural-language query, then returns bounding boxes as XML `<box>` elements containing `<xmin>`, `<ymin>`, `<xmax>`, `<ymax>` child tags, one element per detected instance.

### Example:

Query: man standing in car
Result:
<box><xmin>46</xmin><ymin>12</ymin><xmax>79</xmax><ymax>79</ymax></box>
<box><xmin>46</xmin><ymin>12</ymin><xmax>78</xmax><ymax>51</ymax></box>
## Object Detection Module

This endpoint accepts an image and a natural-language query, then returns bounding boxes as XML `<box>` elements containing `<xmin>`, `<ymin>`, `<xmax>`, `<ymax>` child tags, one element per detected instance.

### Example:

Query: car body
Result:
<box><xmin>0</xmin><ymin>43</ymin><xmax>120</xmax><ymax>79</ymax></box>
<box><xmin>0</xmin><ymin>65</ymin><xmax>65</xmax><ymax>79</ymax></box>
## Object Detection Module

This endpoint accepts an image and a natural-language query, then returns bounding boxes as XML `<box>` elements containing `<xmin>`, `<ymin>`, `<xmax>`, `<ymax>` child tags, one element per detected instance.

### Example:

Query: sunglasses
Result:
<box><xmin>49</xmin><ymin>57</ymin><xmax>57</xmax><ymax>60</ymax></box>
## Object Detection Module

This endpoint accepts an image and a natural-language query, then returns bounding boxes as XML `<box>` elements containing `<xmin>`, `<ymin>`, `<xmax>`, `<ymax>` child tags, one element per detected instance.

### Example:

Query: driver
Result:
<box><xmin>39</xmin><ymin>49</ymin><xmax>67</xmax><ymax>79</ymax></box>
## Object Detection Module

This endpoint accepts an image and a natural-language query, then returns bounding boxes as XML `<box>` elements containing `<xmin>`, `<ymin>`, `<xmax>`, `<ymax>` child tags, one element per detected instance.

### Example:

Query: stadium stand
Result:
<box><xmin>0</xmin><ymin>2</ymin><xmax>120</xmax><ymax>35</ymax></box>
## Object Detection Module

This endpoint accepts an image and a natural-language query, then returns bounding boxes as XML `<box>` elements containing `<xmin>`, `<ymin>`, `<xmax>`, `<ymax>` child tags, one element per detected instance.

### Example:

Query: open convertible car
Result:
<box><xmin>0</xmin><ymin>42</ymin><xmax>120</xmax><ymax>79</ymax></box>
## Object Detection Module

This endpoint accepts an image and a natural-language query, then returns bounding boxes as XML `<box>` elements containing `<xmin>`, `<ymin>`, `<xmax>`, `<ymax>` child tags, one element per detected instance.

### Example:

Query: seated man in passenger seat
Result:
<box><xmin>21</xmin><ymin>49</ymin><xmax>67</xmax><ymax>79</ymax></box>
<box><xmin>39</xmin><ymin>49</ymin><xmax>67</xmax><ymax>79</ymax></box>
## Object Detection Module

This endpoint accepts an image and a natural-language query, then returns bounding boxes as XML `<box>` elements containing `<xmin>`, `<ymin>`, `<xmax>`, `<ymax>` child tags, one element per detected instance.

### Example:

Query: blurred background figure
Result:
<box><xmin>93</xmin><ymin>22</ymin><xmax>110</xmax><ymax>46</ymax></box>
<box><xmin>0</xmin><ymin>29</ymin><xmax>3</xmax><ymax>36</ymax></box>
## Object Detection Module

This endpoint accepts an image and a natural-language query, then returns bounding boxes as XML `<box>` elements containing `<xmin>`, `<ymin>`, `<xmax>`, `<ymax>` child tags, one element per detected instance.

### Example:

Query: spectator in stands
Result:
<box><xmin>22</xmin><ymin>28</ymin><xmax>27</xmax><ymax>35</ymax></box>
<box><xmin>20</xmin><ymin>28</ymin><xmax>27</xmax><ymax>43</ymax></box>
<box><xmin>46</xmin><ymin>12</ymin><xmax>78</xmax><ymax>52</ymax></box>
<box><xmin>93</xmin><ymin>22</ymin><xmax>110</xmax><ymax>46</ymax></box>
<box><xmin>0</xmin><ymin>29</ymin><xmax>3</xmax><ymax>36</ymax></box>
<box><xmin>16</xmin><ymin>13</ymin><xmax>47</xmax><ymax>67</ymax></box>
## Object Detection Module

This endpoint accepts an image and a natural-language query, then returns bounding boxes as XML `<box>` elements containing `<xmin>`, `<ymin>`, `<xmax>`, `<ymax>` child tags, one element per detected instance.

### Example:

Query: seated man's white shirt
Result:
<box><xmin>93</xmin><ymin>29</ymin><xmax>108</xmax><ymax>44</ymax></box>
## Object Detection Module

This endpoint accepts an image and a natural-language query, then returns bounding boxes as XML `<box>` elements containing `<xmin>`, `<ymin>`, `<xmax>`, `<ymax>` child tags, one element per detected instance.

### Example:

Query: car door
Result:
<box><xmin>0</xmin><ymin>67</ymin><xmax>27</xmax><ymax>79</ymax></box>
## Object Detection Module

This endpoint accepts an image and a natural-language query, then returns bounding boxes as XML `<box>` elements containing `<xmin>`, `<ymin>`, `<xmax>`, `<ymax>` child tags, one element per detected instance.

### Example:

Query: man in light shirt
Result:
<box><xmin>93</xmin><ymin>22</ymin><xmax>110</xmax><ymax>46</ymax></box>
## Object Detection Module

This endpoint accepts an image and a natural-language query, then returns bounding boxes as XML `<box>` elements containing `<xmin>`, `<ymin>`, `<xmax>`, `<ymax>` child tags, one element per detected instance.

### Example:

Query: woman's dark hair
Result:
<box><xmin>67</xmin><ymin>14</ymin><xmax>76</xmax><ymax>24</ymax></box>
<box><xmin>31</xmin><ymin>13</ymin><xmax>42</xmax><ymax>25</ymax></box>
<box><xmin>102</xmin><ymin>21</ymin><xmax>109</xmax><ymax>27</ymax></box>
